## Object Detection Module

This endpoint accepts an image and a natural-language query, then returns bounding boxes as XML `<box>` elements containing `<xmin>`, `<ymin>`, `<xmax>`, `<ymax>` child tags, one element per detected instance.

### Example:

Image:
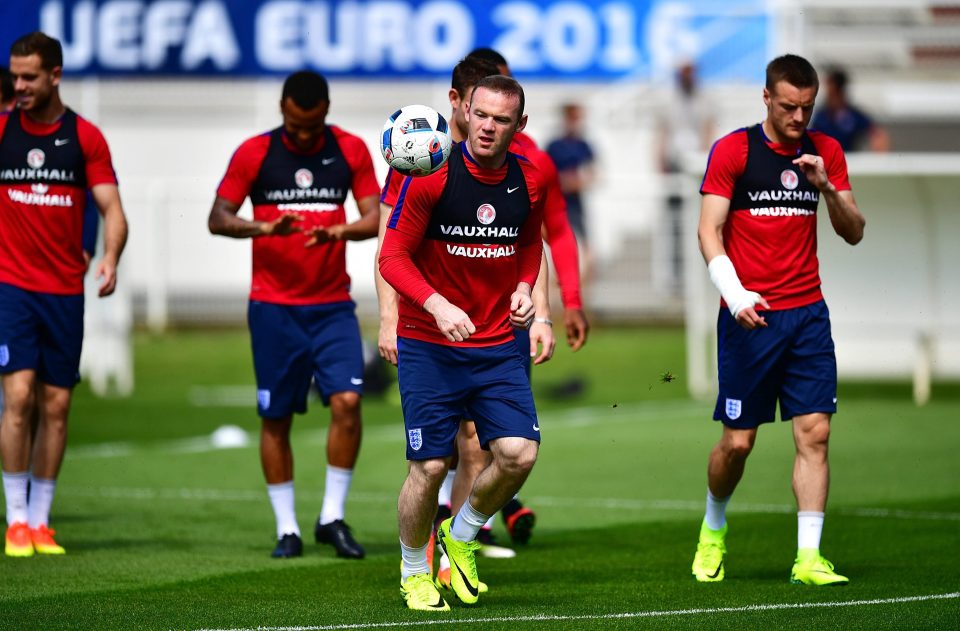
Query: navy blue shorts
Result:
<box><xmin>397</xmin><ymin>337</ymin><xmax>540</xmax><ymax>460</ymax></box>
<box><xmin>248</xmin><ymin>300</ymin><xmax>363</xmax><ymax>419</ymax></box>
<box><xmin>714</xmin><ymin>300</ymin><xmax>837</xmax><ymax>428</ymax></box>
<box><xmin>513</xmin><ymin>327</ymin><xmax>532</xmax><ymax>380</ymax></box>
<box><xmin>0</xmin><ymin>282</ymin><xmax>84</xmax><ymax>388</ymax></box>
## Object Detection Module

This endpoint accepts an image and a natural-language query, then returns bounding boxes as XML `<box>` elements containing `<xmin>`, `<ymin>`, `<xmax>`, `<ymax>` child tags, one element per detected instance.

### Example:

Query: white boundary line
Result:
<box><xmin>191</xmin><ymin>592</ymin><xmax>960</xmax><ymax>631</ymax></box>
<box><xmin>59</xmin><ymin>486</ymin><xmax>960</xmax><ymax>522</ymax></box>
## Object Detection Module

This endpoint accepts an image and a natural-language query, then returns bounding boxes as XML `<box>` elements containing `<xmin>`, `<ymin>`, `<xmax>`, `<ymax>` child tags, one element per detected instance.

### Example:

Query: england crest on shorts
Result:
<box><xmin>725</xmin><ymin>398</ymin><xmax>742</xmax><ymax>420</ymax></box>
<box><xmin>0</xmin><ymin>344</ymin><xmax>9</xmax><ymax>367</ymax></box>
<box><xmin>257</xmin><ymin>389</ymin><xmax>271</xmax><ymax>410</ymax></box>
<box><xmin>408</xmin><ymin>428</ymin><xmax>423</xmax><ymax>451</ymax></box>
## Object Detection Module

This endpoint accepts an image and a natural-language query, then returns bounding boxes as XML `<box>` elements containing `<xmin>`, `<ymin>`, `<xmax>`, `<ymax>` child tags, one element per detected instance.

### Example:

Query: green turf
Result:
<box><xmin>2</xmin><ymin>326</ymin><xmax>958</xmax><ymax>630</ymax></box>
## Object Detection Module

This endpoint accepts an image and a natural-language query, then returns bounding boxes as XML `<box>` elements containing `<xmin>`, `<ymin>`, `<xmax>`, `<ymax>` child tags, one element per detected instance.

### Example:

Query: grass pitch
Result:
<box><xmin>1</xmin><ymin>327</ymin><xmax>958</xmax><ymax>630</ymax></box>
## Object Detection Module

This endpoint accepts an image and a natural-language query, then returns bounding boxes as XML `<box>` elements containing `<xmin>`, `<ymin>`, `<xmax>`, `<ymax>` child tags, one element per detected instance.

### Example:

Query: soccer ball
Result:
<box><xmin>380</xmin><ymin>104</ymin><xmax>453</xmax><ymax>177</ymax></box>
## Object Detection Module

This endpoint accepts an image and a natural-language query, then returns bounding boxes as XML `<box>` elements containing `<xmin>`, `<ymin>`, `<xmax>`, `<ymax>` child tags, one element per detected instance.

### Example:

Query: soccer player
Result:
<box><xmin>1</xmin><ymin>32</ymin><xmax>129</xmax><ymax>557</ymax></box>
<box><xmin>691</xmin><ymin>54</ymin><xmax>865</xmax><ymax>585</ymax></box>
<box><xmin>208</xmin><ymin>71</ymin><xmax>380</xmax><ymax>559</ymax></box>
<box><xmin>380</xmin><ymin>75</ymin><xmax>546</xmax><ymax>611</ymax></box>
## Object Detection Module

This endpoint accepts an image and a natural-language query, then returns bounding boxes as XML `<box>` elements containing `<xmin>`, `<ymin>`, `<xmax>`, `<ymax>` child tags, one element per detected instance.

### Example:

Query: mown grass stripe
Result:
<box><xmin>190</xmin><ymin>591</ymin><xmax>960</xmax><ymax>631</ymax></box>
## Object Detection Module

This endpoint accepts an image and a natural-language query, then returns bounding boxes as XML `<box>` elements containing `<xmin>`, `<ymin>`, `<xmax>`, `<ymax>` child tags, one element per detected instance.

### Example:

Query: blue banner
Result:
<box><xmin>0</xmin><ymin>1</ymin><xmax>769</xmax><ymax>81</ymax></box>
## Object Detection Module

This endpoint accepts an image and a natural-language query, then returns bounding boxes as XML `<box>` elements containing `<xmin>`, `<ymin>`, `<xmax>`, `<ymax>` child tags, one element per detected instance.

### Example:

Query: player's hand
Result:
<box><xmin>378</xmin><ymin>315</ymin><xmax>399</xmax><ymax>366</ymax></box>
<box><xmin>265</xmin><ymin>213</ymin><xmax>304</xmax><ymax>236</ymax></box>
<box><xmin>424</xmin><ymin>294</ymin><xmax>476</xmax><ymax>342</ymax></box>
<box><xmin>305</xmin><ymin>224</ymin><xmax>346</xmax><ymax>247</ymax></box>
<box><xmin>529</xmin><ymin>319</ymin><xmax>556</xmax><ymax>365</ymax></box>
<box><xmin>563</xmin><ymin>308</ymin><xmax>590</xmax><ymax>351</ymax></box>
<box><xmin>793</xmin><ymin>154</ymin><xmax>829</xmax><ymax>190</ymax></box>
<box><xmin>95</xmin><ymin>258</ymin><xmax>118</xmax><ymax>297</ymax></box>
<box><xmin>734</xmin><ymin>295</ymin><xmax>769</xmax><ymax>330</ymax></box>
<box><xmin>509</xmin><ymin>291</ymin><xmax>535</xmax><ymax>329</ymax></box>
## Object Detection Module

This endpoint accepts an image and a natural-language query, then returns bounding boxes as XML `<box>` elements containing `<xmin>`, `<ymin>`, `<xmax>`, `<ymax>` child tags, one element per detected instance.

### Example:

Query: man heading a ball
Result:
<box><xmin>380</xmin><ymin>75</ymin><xmax>547</xmax><ymax>611</ymax></box>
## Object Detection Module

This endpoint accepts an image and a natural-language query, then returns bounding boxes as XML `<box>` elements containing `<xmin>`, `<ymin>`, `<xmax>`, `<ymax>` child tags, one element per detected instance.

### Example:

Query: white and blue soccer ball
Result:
<box><xmin>380</xmin><ymin>104</ymin><xmax>453</xmax><ymax>177</ymax></box>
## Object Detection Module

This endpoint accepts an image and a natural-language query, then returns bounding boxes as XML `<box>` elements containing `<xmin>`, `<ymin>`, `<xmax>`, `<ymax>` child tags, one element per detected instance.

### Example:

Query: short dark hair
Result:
<box><xmin>766</xmin><ymin>54</ymin><xmax>819</xmax><ymax>92</ymax></box>
<box><xmin>281</xmin><ymin>71</ymin><xmax>329</xmax><ymax>110</ymax></box>
<box><xmin>0</xmin><ymin>66</ymin><xmax>13</xmax><ymax>105</ymax></box>
<box><xmin>10</xmin><ymin>32</ymin><xmax>63</xmax><ymax>70</ymax></box>
<box><xmin>827</xmin><ymin>67</ymin><xmax>849</xmax><ymax>93</ymax></box>
<box><xmin>467</xmin><ymin>47</ymin><xmax>509</xmax><ymax>70</ymax></box>
<box><xmin>451</xmin><ymin>56</ymin><xmax>500</xmax><ymax>98</ymax></box>
<box><xmin>472</xmin><ymin>75</ymin><xmax>525</xmax><ymax>121</ymax></box>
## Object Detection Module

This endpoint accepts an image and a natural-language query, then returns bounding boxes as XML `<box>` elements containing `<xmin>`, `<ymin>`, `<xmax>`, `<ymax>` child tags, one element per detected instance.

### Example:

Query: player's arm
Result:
<box><xmin>538</xmin><ymin>152</ymin><xmax>589</xmax><ymax>350</ymax></box>
<box><xmin>529</xmin><ymin>250</ymin><xmax>556</xmax><ymax>365</ymax></box>
<box><xmin>793</xmin><ymin>153</ymin><xmax>865</xmax><ymax>245</ymax></box>
<box><xmin>306</xmin><ymin>194</ymin><xmax>380</xmax><ymax>246</ymax></box>
<box><xmin>698</xmin><ymin>193</ymin><xmax>768</xmax><ymax>330</ymax></box>
<box><xmin>374</xmin><ymin>201</ymin><xmax>400</xmax><ymax>365</ymax></box>
<box><xmin>89</xmin><ymin>182</ymin><xmax>129</xmax><ymax>297</ymax></box>
<box><xmin>207</xmin><ymin>196</ymin><xmax>302</xmax><ymax>238</ymax></box>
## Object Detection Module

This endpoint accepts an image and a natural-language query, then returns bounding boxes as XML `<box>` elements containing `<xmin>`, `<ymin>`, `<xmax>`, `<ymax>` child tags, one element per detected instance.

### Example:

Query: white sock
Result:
<box><xmin>483</xmin><ymin>515</ymin><xmax>495</xmax><ymax>530</ymax></box>
<box><xmin>438</xmin><ymin>469</ymin><xmax>455</xmax><ymax>507</ymax></box>
<box><xmin>451</xmin><ymin>501</ymin><xmax>490</xmax><ymax>542</ymax></box>
<box><xmin>438</xmin><ymin>550</ymin><xmax>450</xmax><ymax>571</ymax></box>
<box><xmin>400</xmin><ymin>538</ymin><xmax>430</xmax><ymax>579</ymax></box>
<box><xmin>3</xmin><ymin>471</ymin><xmax>29</xmax><ymax>525</ymax></box>
<box><xmin>27</xmin><ymin>476</ymin><xmax>57</xmax><ymax>528</ymax></box>
<box><xmin>797</xmin><ymin>511</ymin><xmax>825</xmax><ymax>551</ymax></box>
<box><xmin>704</xmin><ymin>489</ymin><xmax>730</xmax><ymax>531</ymax></box>
<box><xmin>267</xmin><ymin>481</ymin><xmax>300</xmax><ymax>539</ymax></box>
<box><xmin>319</xmin><ymin>465</ymin><xmax>353</xmax><ymax>525</ymax></box>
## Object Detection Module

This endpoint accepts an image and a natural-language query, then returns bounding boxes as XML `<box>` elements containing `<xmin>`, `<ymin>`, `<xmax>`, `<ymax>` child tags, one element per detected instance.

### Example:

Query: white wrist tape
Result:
<box><xmin>707</xmin><ymin>255</ymin><xmax>761</xmax><ymax>318</ymax></box>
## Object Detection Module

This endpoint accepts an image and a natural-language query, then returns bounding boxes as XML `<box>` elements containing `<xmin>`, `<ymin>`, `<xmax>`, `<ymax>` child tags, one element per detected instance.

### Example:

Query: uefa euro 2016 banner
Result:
<box><xmin>0</xmin><ymin>0</ymin><xmax>768</xmax><ymax>81</ymax></box>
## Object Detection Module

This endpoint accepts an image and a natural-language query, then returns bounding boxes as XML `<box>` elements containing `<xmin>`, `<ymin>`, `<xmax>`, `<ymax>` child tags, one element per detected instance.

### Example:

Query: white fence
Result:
<box><xmin>683</xmin><ymin>153</ymin><xmax>960</xmax><ymax>405</ymax></box>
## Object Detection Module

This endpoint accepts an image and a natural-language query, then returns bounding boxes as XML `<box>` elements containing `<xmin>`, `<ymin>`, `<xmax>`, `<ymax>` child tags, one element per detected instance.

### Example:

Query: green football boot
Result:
<box><xmin>790</xmin><ymin>549</ymin><xmax>849</xmax><ymax>586</ymax></box>
<box><xmin>400</xmin><ymin>573</ymin><xmax>450</xmax><ymax>611</ymax></box>
<box><xmin>436</xmin><ymin>517</ymin><xmax>482</xmax><ymax>604</ymax></box>
<box><xmin>692</xmin><ymin>519</ymin><xmax>727</xmax><ymax>582</ymax></box>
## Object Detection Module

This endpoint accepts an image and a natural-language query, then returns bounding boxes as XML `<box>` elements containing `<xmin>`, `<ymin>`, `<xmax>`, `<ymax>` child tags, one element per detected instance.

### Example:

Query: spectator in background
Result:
<box><xmin>811</xmin><ymin>67</ymin><xmax>889</xmax><ymax>152</ymax></box>
<box><xmin>657</xmin><ymin>61</ymin><xmax>715</xmax><ymax>295</ymax></box>
<box><xmin>546</xmin><ymin>102</ymin><xmax>596</xmax><ymax>287</ymax></box>
<box><xmin>1</xmin><ymin>66</ymin><xmax>14</xmax><ymax>110</ymax></box>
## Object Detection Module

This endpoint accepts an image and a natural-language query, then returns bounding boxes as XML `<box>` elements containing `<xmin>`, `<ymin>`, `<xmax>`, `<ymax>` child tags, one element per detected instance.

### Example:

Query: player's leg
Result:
<box><xmin>20</xmin><ymin>289</ymin><xmax>84</xmax><ymax>555</ymax></box>
<box><xmin>27</xmin><ymin>383</ymin><xmax>73</xmax><ymax>554</ymax></box>
<box><xmin>1</xmin><ymin>369</ymin><xmax>38</xmax><ymax>557</ymax></box>
<box><xmin>693</xmin><ymin>307</ymin><xmax>783</xmax><ymax>582</ymax></box>
<box><xmin>789</xmin><ymin>412</ymin><xmax>845</xmax><ymax>584</ymax></box>
<box><xmin>396</xmin><ymin>337</ymin><xmax>463</xmax><ymax>610</ymax></box>
<box><xmin>437</xmin><ymin>345</ymin><xmax>540</xmax><ymax>603</ymax></box>
<box><xmin>782</xmin><ymin>301</ymin><xmax>846</xmax><ymax>585</ymax></box>
<box><xmin>451</xmin><ymin>421</ymin><xmax>487</xmax><ymax>515</ymax></box>
<box><xmin>260</xmin><ymin>415</ymin><xmax>302</xmax><ymax>558</ymax></box>
<box><xmin>314</xmin><ymin>390</ymin><xmax>365</xmax><ymax>558</ymax></box>
<box><xmin>399</xmin><ymin>457</ymin><xmax>450</xmax><ymax>611</ymax></box>
<box><xmin>248</xmin><ymin>300</ymin><xmax>312</xmax><ymax>558</ymax></box>
<box><xmin>308</xmin><ymin>302</ymin><xmax>366</xmax><ymax>558</ymax></box>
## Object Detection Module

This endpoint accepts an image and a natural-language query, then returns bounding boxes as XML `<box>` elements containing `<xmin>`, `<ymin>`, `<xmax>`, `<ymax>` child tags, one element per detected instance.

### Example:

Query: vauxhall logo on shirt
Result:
<box><xmin>745</xmin><ymin>167</ymin><xmax>818</xmax><ymax>217</ymax></box>
<box><xmin>0</xmin><ymin>147</ymin><xmax>78</xmax><ymax>185</ymax></box>
<box><xmin>261</xmin><ymin>169</ymin><xmax>343</xmax><ymax>203</ymax></box>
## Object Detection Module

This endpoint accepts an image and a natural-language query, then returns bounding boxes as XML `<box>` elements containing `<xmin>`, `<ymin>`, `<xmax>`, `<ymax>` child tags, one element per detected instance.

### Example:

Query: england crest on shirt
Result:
<box><xmin>257</xmin><ymin>389</ymin><xmax>271</xmax><ymax>410</ymax></box>
<box><xmin>0</xmin><ymin>344</ymin><xmax>9</xmax><ymax>367</ymax></box>
<box><xmin>780</xmin><ymin>169</ymin><xmax>799</xmax><ymax>190</ymax></box>
<box><xmin>408</xmin><ymin>428</ymin><xmax>423</xmax><ymax>451</ymax></box>
<box><xmin>725</xmin><ymin>398</ymin><xmax>742</xmax><ymax>420</ymax></box>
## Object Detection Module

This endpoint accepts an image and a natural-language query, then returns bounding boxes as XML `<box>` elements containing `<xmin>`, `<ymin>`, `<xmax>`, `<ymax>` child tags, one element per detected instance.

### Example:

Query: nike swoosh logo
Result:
<box><xmin>507</xmin><ymin>186</ymin><xmax>519</xmax><ymax>193</ymax></box>
<box><xmin>54</xmin><ymin>138</ymin><xmax>70</xmax><ymax>146</ymax></box>
<box><xmin>322</xmin><ymin>157</ymin><xmax>336</xmax><ymax>165</ymax></box>
<box><xmin>707</xmin><ymin>561</ymin><xmax>723</xmax><ymax>579</ymax></box>
<box><xmin>427</xmin><ymin>596</ymin><xmax>446</xmax><ymax>609</ymax></box>
<box><xmin>532</xmin><ymin>423</ymin><xmax>540</xmax><ymax>431</ymax></box>
<box><xmin>350</xmin><ymin>377</ymin><xmax>363</xmax><ymax>385</ymax></box>
<box><xmin>438</xmin><ymin>530</ymin><xmax>479</xmax><ymax>597</ymax></box>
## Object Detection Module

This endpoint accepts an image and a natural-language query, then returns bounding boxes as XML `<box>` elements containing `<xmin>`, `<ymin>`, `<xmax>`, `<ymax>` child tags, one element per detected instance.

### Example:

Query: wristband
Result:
<box><xmin>707</xmin><ymin>255</ymin><xmax>761</xmax><ymax>318</ymax></box>
<box><xmin>533</xmin><ymin>318</ymin><xmax>553</xmax><ymax>326</ymax></box>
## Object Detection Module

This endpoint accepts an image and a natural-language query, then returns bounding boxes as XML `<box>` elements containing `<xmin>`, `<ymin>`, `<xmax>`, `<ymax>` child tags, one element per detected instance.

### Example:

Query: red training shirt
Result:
<box><xmin>217</xmin><ymin>125</ymin><xmax>380</xmax><ymax>305</ymax></box>
<box><xmin>700</xmin><ymin>126</ymin><xmax>851</xmax><ymax>310</ymax></box>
